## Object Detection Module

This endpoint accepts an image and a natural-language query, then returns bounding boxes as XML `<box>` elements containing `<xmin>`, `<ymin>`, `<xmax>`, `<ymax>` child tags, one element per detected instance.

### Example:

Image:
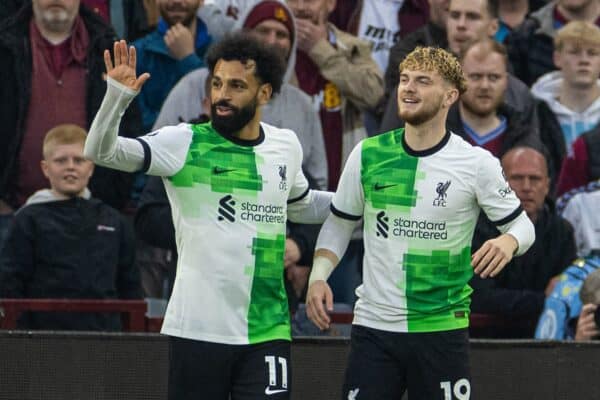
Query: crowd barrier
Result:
<box><xmin>1</xmin><ymin>331</ymin><xmax>599</xmax><ymax>400</ymax></box>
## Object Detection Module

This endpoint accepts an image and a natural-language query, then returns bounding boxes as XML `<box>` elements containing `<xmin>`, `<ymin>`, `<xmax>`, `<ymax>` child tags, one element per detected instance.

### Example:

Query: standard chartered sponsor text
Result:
<box><xmin>392</xmin><ymin>217</ymin><xmax>447</xmax><ymax>239</ymax></box>
<box><xmin>240</xmin><ymin>201</ymin><xmax>285</xmax><ymax>223</ymax></box>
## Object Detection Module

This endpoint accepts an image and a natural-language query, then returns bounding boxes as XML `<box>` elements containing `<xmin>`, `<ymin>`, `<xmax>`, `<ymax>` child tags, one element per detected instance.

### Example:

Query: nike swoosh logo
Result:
<box><xmin>373</xmin><ymin>183</ymin><xmax>397</xmax><ymax>191</ymax></box>
<box><xmin>213</xmin><ymin>167</ymin><xmax>236</xmax><ymax>175</ymax></box>
<box><xmin>265</xmin><ymin>387</ymin><xmax>288</xmax><ymax>395</ymax></box>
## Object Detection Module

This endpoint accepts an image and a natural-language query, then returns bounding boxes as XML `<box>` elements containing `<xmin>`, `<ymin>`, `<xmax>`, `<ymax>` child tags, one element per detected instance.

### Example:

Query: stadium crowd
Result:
<box><xmin>1</xmin><ymin>0</ymin><xmax>600</xmax><ymax>342</ymax></box>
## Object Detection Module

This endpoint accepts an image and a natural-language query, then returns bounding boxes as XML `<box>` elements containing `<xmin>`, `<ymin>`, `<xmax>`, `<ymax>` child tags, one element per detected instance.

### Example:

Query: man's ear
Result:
<box><xmin>445</xmin><ymin>88</ymin><xmax>460</xmax><ymax>107</ymax></box>
<box><xmin>553</xmin><ymin>50</ymin><xmax>562</xmax><ymax>69</ymax></box>
<box><xmin>488</xmin><ymin>18</ymin><xmax>499</xmax><ymax>37</ymax></box>
<box><xmin>258</xmin><ymin>83</ymin><xmax>272</xmax><ymax>106</ymax></box>
<box><xmin>41</xmin><ymin>159</ymin><xmax>49</xmax><ymax>179</ymax></box>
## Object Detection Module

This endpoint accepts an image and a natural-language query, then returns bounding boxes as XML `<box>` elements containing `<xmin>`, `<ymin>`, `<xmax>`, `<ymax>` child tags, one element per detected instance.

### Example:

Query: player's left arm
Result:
<box><xmin>472</xmin><ymin>153</ymin><xmax>535</xmax><ymax>278</ymax></box>
<box><xmin>286</xmin><ymin>135</ymin><xmax>333</xmax><ymax>224</ymax></box>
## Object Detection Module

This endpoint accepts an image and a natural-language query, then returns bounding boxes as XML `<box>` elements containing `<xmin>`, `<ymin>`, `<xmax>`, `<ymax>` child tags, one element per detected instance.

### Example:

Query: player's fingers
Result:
<box><xmin>487</xmin><ymin>256</ymin><xmax>509</xmax><ymax>278</ymax></box>
<box><xmin>128</xmin><ymin>45</ymin><xmax>137</xmax><ymax>69</ymax></box>
<box><xmin>307</xmin><ymin>298</ymin><xmax>326</xmax><ymax>330</ymax></box>
<box><xmin>477</xmin><ymin>250</ymin><xmax>498</xmax><ymax>277</ymax></box>
<box><xmin>134</xmin><ymin>73</ymin><xmax>151</xmax><ymax>91</ymax></box>
<box><xmin>103</xmin><ymin>49</ymin><xmax>113</xmax><ymax>71</ymax></box>
<box><xmin>113</xmin><ymin>41</ymin><xmax>121</xmax><ymax>66</ymax></box>
<box><xmin>308</xmin><ymin>289</ymin><xmax>330</xmax><ymax>330</ymax></box>
<box><xmin>325</xmin><ymin>287</ymin><xmax>334</xmax><ymax>312</ymax></box>
<box><xmin>472</xmin><ymin>245</ymin><xmax>493</xmax><ymax>274</ymax></box>
<box><xmin>121</xmin><ymin>40</ymin><xmax>129</xmax><ymax>63</ymax></box>
<box><xmin>471</xmin><ymin>243</ymin><xmax>489</xmax><ymax>270</ymax></box>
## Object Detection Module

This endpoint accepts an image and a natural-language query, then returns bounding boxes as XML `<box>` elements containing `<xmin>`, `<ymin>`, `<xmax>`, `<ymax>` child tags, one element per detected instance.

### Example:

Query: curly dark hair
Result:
<box><xmin>206</xmin><ymin>32</ymin><xmax>286</xmax><ymax>95</ymax></box>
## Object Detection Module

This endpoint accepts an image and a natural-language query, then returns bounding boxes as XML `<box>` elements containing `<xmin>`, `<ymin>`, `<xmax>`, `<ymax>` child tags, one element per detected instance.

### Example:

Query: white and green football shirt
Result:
<box><xmin>332</xmin><ymin>129</ymin><xmax>522</xmax><ymax>333</ymax></box>
<box><xmin>137</xmin><ymin>121</ymin><xmax>310</xmax><ymax>344</ymax></box>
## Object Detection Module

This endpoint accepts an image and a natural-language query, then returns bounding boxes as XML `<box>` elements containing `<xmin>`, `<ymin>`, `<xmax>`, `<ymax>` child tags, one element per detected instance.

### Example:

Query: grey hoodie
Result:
<box><xmin>154</xmin><ymin>1</ymin><xmax>328</xmax><ymax>190</ymax></box>
<box><xmin>23</xmin><ymin>188</ymin><xmax>91</xmax><ymax>207</ymax></box>
<box><xmin>532</xmin><ymin>71</ymin><xmax>600</xmax><ymax>152</ymax></box>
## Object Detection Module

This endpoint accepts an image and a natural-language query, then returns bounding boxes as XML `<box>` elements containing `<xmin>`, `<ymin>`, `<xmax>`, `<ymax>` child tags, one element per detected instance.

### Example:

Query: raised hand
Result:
<box><xmin>103</xmin><ymin>40</ymin><xmax>150</xmax><ymax>91</ymax></box>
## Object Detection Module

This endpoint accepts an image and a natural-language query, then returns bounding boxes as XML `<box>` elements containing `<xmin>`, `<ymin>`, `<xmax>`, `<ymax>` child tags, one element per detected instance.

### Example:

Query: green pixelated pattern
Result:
<box><xmin>402</xmin><ymin>246</ymin><xmax>472</xmax><ymax>332</ymax></box>
<box><xmin>361</xmin><ymin>129</ymin><xmax>425</xmax><ymax>210</ymax></box>
<box><xmin>247</xmin><ymin>233</ymin><xmax>290</xmax><ymax>343</ymax></box>
<box><xmin>169</xmin><ymin>123</ymin><xmax>263</xmax><ymax>194</ymax></box>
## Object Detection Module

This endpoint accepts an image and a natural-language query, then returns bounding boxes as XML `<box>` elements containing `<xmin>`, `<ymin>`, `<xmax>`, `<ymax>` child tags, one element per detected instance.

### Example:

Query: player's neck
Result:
<box><xmin>404</xmin><ymin>114</ymin><xmax>448</xmax><ymax>151</ymax></box>
<box><xmin>235</xmin><ymin>109</ymin><xmax>263</xmax><ymax>141</ymax></box>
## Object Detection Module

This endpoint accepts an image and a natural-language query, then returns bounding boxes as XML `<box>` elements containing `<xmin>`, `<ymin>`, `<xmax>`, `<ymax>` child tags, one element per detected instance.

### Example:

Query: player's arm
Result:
<box><xmin>306</xmin><ymin>212</ymin><xmax>359</xmax><ymax>330</ymax></box>
<box><xmin>287</xmin><ymin>189</ymin><xmax>333</xmax><ymax>224</ymax></box>
<box><xmin>305</xmin><ymin>143</ymin><xmax>364</xmax><ymax>330</ymax></box>
<box><xmin>84</xmin><ymin>40</ymin><xmax>150</xmax><ymax>172</ymax></box>
<box><xmin>472</xmin><ymin>212</ymin><xmax>534</xmax><ymax>278</ymax></box>
<box><xmin>286</xmin><ymin>134</ymin><xmax>333</xmax><ymax>224</ymax></box>
<box><xmin>473</xmin><ymin>153</ymin><xmax>535</xmax><ymax>278</ymax></box>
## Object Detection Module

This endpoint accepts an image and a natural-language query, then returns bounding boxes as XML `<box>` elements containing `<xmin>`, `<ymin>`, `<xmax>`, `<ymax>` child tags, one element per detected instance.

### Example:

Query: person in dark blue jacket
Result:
<box><xmin>133</xmin><ymin>0</ymin><xmax>212</xmax><ymax>132</ymax></box>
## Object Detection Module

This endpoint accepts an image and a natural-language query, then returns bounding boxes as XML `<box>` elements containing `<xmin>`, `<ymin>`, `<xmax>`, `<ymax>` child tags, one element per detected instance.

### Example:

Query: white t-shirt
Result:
<box><xmin>332</xmin><ymin>129</ymin><xmax>522</xmax><ymax>332</ymax></box>
<box><xmin>357</xmin><ymin>0</ymin><xmax>405</xmax><ymax>72</ymax></box>
<box><xmin>138</xmin><ymin>121</ymin><xmax>309</xmax><ymax>344</ymax></box>
<box><xmin>559</xmin><ymin>182</ymin><xmax>600</xmax><ymax>258</ymax></box>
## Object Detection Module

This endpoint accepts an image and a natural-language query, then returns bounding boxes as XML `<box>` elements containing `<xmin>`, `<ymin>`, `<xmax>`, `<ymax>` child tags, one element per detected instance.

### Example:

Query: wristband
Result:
<box><xmin>308</xmin><ymin>256</ymin><xmax>335</xmax><ymax>286</ymax></box>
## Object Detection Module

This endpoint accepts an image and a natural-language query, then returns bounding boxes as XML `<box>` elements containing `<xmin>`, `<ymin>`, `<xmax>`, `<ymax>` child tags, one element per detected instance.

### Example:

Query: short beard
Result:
<box><xmin>159</xmin><ymin>4</ymin><xmax>197</xmax><ymax>27</ymax></box>
<box><xmin>211</xmin><ymin>98</ymin><xmax>258</xmax><ymax>137</ymax></box>
<box><xmin>35</xmin><ymin>8</ymin><xmax>75</xmax><ymax>33</ymax></box>
<box><xmin>461</xmin><ymin>95</ymin><xmax>503</xmax><ymax>118</ymax></box>
<box><xmin>399</xmin><ymin>96</ymin><xmax>443</xmax><ymax>126</ymax></box>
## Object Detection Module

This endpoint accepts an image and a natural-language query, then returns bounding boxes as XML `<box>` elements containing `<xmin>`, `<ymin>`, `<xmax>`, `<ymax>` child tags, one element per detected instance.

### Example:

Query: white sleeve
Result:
<box><xmin>474</xmin><ymin>151</ymin><xmax>534</xmax><ymax>256</ymax></box>
<box><xmin>497</xmin><ymin>211</ymin><xmax>535</xmax><ymax>256</ymax></box>
<box><xmin>287</xmin><ymin>190</ymin><xmax>333</xmax><ymax>224</ymax></box>
<box><xmin>475</xmin><ymin>151</ymin><xmax>523</xmax><ymax>226</ymax></box>
<box><xmin>315</xmin><ymin>212</ymin><xmax>359</xmax><ymax>261</ymax></box>
<box><xmin>136</xmin><ymin>123</ymin><xmax>194</xmax><ymax>176</ymax></box>
<box><xmin>286</xmin><ymin>132</ymin><xmax>333</xmax><ymax>223</ymax></box>
<box><xmin>330</xmin><ymin>142</ymin><xmax>364</xmax><ymax>221</ymax></box>
<box><xmin>560</xmin><ymin>196</ymin><xmax>586</xmax><ymax>257</ymax></box>
<box><xmin>84</xmin><ymin>77</ymin><xmax>146</xmax><ymax>172</ymax></box>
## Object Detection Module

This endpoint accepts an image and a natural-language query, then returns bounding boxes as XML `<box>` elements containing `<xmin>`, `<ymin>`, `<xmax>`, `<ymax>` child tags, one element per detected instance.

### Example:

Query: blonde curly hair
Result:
<box><xmin>398</xmin><ymin>46</ymin><xmax>467</xmax><ymax>94</ymax></box>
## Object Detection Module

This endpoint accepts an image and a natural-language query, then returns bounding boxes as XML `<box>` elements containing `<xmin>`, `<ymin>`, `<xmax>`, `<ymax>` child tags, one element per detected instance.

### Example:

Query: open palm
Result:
<box><xmin>104</xmin><ymin>40</ymin><xmax>150</xmax><ymax>91</ymax></box>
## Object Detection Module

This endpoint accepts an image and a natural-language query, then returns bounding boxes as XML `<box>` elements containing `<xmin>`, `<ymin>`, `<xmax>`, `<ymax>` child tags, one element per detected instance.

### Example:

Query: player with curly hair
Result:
<box><xmin>306</xmin><ymin>46</ymin><xmax>535</xmax><ymax>400</ymax></box>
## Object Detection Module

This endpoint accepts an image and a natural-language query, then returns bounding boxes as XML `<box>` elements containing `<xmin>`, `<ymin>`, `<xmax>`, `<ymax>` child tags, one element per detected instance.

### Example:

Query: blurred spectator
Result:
<box><xmin>557</xmin><ymin>179</ymin><xmax>600</xmax><ymax>258</ymax></box>
<box><xmin>574</xmin><ymin>269</ymin><xmax>600</xmax><ymax>341</ymax></box>
<box><xmin>533</xmin><ymin>21</ymin><xmax>600</xmax><ymax>181</ymax></box>
<box><xmin>383</xmin><ymin>0</ymin><xmax>449</xmax><ymax>114</ymax></box>
<box><xmin>495</xmin><ymin>0</ymin><xmax>530</xmax><ymax>43</ymax></box>
<box><xmin>327</xmin><ymin>0</ymin><xmax>358</xmax><ymax>30</ymax></box>
<box><xmin>155</xmin><ymin>1</ymin><xmax>329</xmax><ymax>190</ymax></box>
<box><xmin>343</xmin><ymin>0</ymin><xmax>430</xmax><ymax>135</ymax></box>
<box><xmin>470</xmin><ymin>146</ymin><xmax>576</xmax><ymax>336</ymax></box>
<box><xmin>286</xmin><ymin>0</ymin><xmax>383</xmax><ymax>191</ymax></box>
<box><xmin>448</xmin><ymin>39</ymin><xmax>541</xmax><ymax>158</ymax></box>
<box><xmin>345</xmin><ymin>0</ymin><xmax>430</xmax><ymax>73</ymax></box>
<box><xmin>133</xmin><ymin>0</ymin><xmax>211</xmax><ymax>132</ymax></box>
<box><xmin>143</xmin><ymin>0</ymin><xmax>161</xmax><ymax>27</ymax></box>
<box><xmin>197</xmin><ymin>0</ymin><xmax>265</xmax><ymax>40</ymax></box>
<box><xmin>446</xmin><ymin>0</ymin><xmax>499</xmax><ymax>56</ymax></box>
<box><xmin>80</xmin><ymin>0</ymin><xmax>152</xmax><ymax>41</ymax></box>
<box><xmin>287</xmin><ymin>0</ymin><xmax>383</xmax><ymax>304</ymax></box>
<box><xmin>557</xmin><ymin>125</ymin><xmax>600</xmax><ymax>195</ymax></box>
<box><xmin>507</xmin><ymin>0</ymin><xmax>600</xmax><ymax>86</ymax></box>
<box><xmin>0</xmin><ymin>124</ymin><xmax>141</xmax><ymax>331</ymax></box>
<box><xmin>0</xmin><ymin>0</ymin><xmax>141</xmax><ymax>250</ymax></box>
<box><xmin>536</xmin><ymin>252</ymin><xmax>600</xmax><ymax>339</ymax></box>
<box><xmin>380</xmin><ymin>0</ymin><xmax>537</xmax><ymax>134</ymax></box>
